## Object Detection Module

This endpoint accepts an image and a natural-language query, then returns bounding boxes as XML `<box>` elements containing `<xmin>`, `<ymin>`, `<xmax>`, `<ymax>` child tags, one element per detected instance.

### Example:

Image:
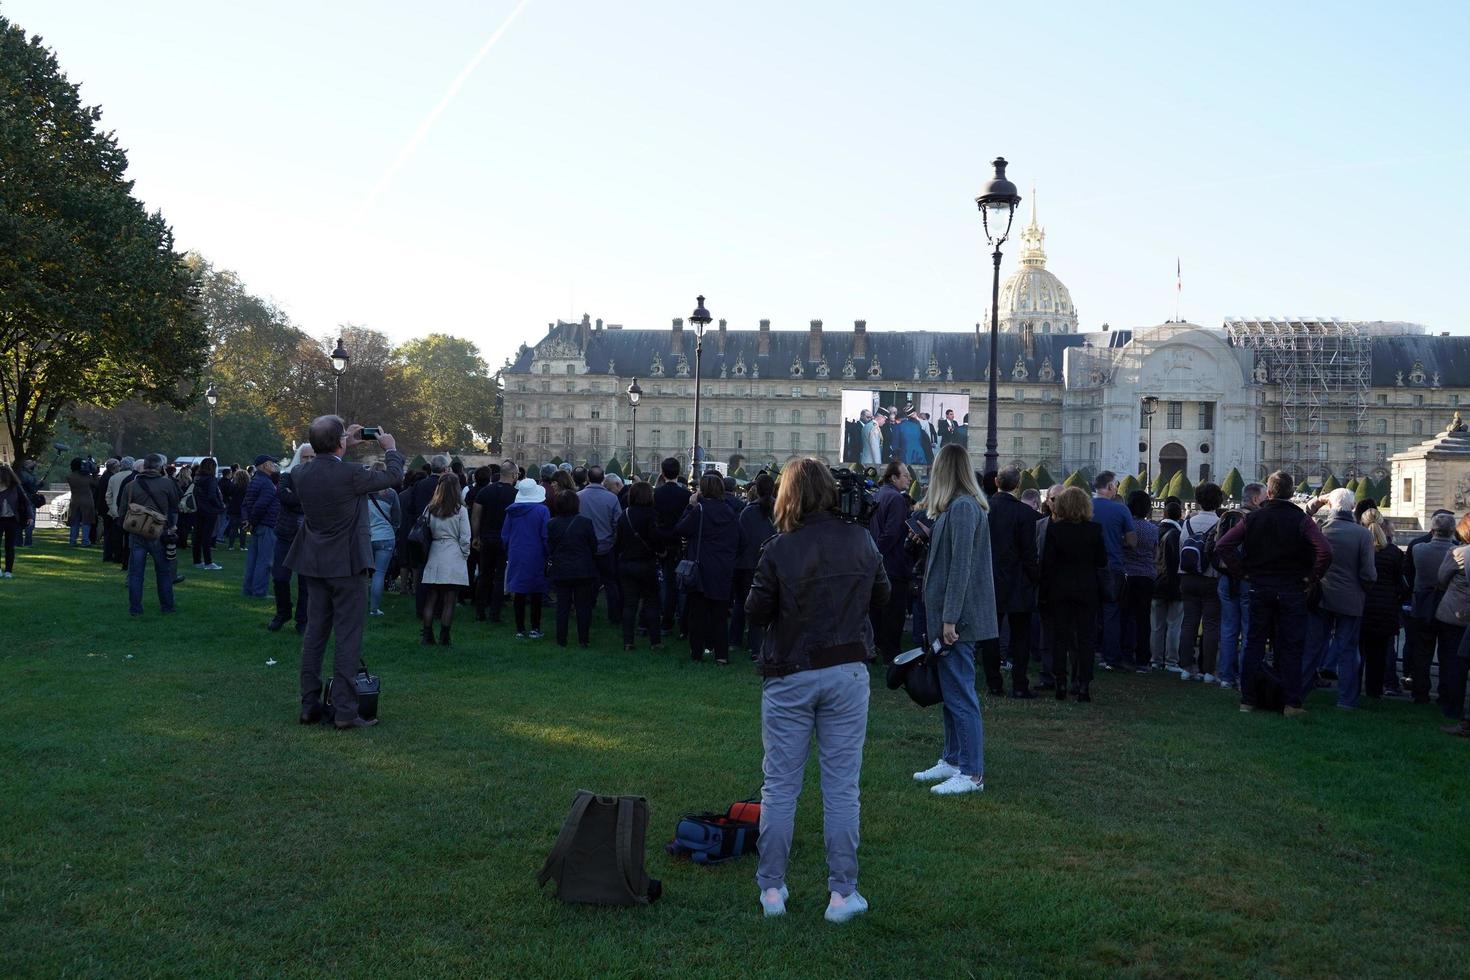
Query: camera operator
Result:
<box><xmin>744</xmin><ymin>458</ymin><xmax>889</xmax><ymax>922</ymax></box>
<box><xmin>121</xmin><ymin>453</ymin><xmax>181</xmax><ymax>615</ymax></box>
<box><xmin>285</xmin><ymin>417</ymin><xmax>403</xmax><ymax>730</ymax></box>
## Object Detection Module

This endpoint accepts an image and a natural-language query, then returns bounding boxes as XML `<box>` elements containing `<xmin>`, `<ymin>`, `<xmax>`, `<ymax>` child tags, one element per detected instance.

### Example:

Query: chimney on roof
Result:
<box><xmin>595</xmin><ymin>318</ymin><xmax>603</xmax><ymax>331</ymax></box>
<box><xmin>758</xmin><ymin>319</ymin><xmax>771</xmax><ymax>358</ymax></box>
<box><xmin>671</xmin><ymin>317</ymin><xmax>684</xmax><ymax>355</ymax></box>
<box><xmin>853</xmin><ymin>319</ymin><xmax>867</xmax><ymax>359</ymax></box>
<box><xmin>809</xmin><ymin>319</ymin><xmax>823</xmax><ymax>363</ymax></box>
<box><xmin>717</xmin><ymin>318</ymin><xmax>727</xmax><ymax>354</ymax></box>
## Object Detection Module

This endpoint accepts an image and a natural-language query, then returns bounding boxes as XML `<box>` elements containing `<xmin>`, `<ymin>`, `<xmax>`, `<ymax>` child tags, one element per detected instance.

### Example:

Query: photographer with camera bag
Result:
<box><xmin>285</xmin><ymin>417</ymin><xmax>403</xmax><ymax>730</ymax></box>
<box><xmin>120</xmin><ymin>454</ymin><xmax>181</xmax><ymax>615</ymax></box>
<box><xmin>744</xmin><ymin>458</ymin><xmax>889</xmax><ymax>922</ymax></box>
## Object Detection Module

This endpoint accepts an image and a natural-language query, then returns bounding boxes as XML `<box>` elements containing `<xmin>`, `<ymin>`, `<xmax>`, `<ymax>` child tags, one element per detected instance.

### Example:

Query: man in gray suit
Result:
<box><xmin>286</xmin><ymin>416</ymin><xmax>404</xmax><ymax>729</ymax></box>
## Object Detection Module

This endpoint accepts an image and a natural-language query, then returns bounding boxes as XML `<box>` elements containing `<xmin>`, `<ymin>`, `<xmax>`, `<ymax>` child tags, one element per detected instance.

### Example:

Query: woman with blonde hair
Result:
<box><xmin>420</xmin><ymin>472</ymin><xmax>472</xmax><ymax>646</ymax></box>
<box><xmin>745</xmin><ymin>457</ymin><xmax>888</xmax><ymax>921</ymax></box>
<box><xmin>1039</xmin><ymin>486</ymin><xmax>1107</xmax><ymax>701</ymax></box>
<box><xmin>1358</xmin><ymin>507</ymin><xmax>1406</xmax><ymax>699</ymax></box>
<box><xmin>912</xmin><ymin>443</ymin><xmax>995</xmax><ymax>796</ymax></box>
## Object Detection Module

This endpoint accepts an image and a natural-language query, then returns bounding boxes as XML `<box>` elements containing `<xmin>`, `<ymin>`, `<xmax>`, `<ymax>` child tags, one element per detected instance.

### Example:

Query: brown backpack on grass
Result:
<box><xmin>537</xmin><ymin>791</ymin><xmax>661</xmax><ymax>906</ymax></box>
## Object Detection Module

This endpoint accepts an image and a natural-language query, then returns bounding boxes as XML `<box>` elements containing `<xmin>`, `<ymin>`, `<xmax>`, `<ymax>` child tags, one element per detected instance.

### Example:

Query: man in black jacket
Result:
<box><xmin>867</xmin><ymin>463</ymin><xmax>913</xmax><ymax>663</ymax></box>
<box><xmin>406</xmin><ymin>454</ymin><xmax>447</xmax><ymax>616</ymax></box>
<box><xmin>982</xmin><ymin>467</ymin><xmax>1041</xmax><ymax>697</ymax></box>
<box><xmin>472</xmin><ymin>460</ymin><xmax>519</xmax><ymax>622</ymax></box>
<box><xmin>653</xmin><ymin>457</ymin><xmax>691</xmax><ymax>632</ymax></box>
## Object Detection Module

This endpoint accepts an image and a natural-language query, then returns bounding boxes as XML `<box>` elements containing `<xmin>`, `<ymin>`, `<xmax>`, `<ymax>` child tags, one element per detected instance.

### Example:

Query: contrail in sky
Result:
<box><xmin>360</xmin><ymin>0</ymin><xmax>535</xmax><ymax>215</ymax></box>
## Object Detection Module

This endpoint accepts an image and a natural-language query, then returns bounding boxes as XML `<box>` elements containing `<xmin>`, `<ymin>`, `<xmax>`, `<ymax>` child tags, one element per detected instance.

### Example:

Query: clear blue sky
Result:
<box><xmin>7</xmin><ymin>0</ymin><xmax>1468</xmax><ymax>370</ymax></box>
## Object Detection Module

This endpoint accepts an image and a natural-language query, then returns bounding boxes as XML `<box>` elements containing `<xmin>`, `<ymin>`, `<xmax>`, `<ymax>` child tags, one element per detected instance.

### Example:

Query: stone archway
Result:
<box><xmin>1159</xmin><ymin>442</ymin><xmax>1187</xmax><ymax>484</ymax></box>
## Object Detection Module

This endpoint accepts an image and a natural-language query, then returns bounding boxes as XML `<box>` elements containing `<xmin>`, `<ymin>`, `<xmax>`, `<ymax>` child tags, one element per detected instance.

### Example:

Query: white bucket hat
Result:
<box><xmin>515</xmin><ymin>478</ymin><xmax>546</xmax><ymax>504</ymax></box>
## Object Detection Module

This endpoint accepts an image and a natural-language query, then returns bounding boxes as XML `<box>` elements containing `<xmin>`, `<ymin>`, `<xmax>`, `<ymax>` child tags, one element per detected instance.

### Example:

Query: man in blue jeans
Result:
<box><xmin>120</xmin><ymin>454</ymin><xmax>182</xmax><ymax>616</ymax></box>
<box><xmin>1090</xmin><ymin>471</ymin><xmax>1138</xmax><ymax>671</ymax></box>
<box><xmin>241</xmin><ymin>454</ymin><xmax>279</xmax><ymax>598</ymax></box>
<box><xmin>1214</xmin><ymin>482</ymin><xmax>1265</xmax><ymax>689</ymax></box>
<box><xmin>1303</xmin><ymin>488</ymin><xmax>1376</xmax><ymax>708</ymax></box>
<box><xmin>1215</xmin><ymin>471</ymin><xmax>1332</xmax><ymax>714</ymax></box>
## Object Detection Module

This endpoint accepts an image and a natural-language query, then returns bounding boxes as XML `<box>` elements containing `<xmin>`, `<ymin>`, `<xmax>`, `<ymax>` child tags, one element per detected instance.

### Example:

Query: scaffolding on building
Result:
<box><xmin>1223</xmin><ymin>317</ymin><xmax>1372</xmax><ymax>480</ymax></box>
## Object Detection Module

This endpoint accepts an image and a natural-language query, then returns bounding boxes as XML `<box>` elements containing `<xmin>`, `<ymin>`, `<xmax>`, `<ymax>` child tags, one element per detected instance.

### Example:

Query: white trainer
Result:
<box><xmin>1202</xmin><ymin>673</ymin><xmax>1217</xmax><ymax>684</ymax></box>
<box><xmin>760</xmin><ymin>885</ymin><xmax>789</xmax><ymax>917</ymax></box>
<box><xmin>931</xmin><ymin>773</ymin><xmax>984</xmax><ymax>795</ymax></box>
<box><xmin>824</xmin><ymin>891</ymin><xmax>868</xmax><ymax>924</ymax></box>
<box><xmin>913</xmin><ymin>760</ymin><xmax>960</xmax><ymax>782</ymax></box>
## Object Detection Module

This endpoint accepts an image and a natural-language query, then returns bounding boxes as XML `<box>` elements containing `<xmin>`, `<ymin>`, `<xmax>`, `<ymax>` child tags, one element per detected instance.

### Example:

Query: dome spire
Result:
<box><xmin>1019</xmin><ymin>186</ymin><xmax>1046</xmax><ymax>268</ymax></box>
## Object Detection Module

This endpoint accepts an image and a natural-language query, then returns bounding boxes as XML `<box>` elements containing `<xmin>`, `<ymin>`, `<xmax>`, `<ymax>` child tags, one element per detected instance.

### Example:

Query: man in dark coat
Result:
<box><xmin>868</xmin><ymin>463</ymin><xmax>914</xmax><ymax>663</ymax></box>
<box><xmin>286</xmin><ymin>417</ymin><xmax>403</xmax><ymax>729</ymax></box>
<box><xmin>405</xmin><ymin>454</ymin><xmax>447</xmax><ymax>616</ymax></box>
<box><xmin>653</xmin><ymin>457</ymin><xmax>692</xmax><ymax>632</ymax></box>
<box><xmin>982</xmin><ymin>466</ymin><xmax>1041</xmax><ymax>697</ymax></box>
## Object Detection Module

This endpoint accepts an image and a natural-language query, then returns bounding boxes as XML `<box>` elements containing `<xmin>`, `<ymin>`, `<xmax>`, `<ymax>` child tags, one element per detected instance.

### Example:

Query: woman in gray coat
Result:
<box><xmin>421</xmin><ymin>475</ymin><xmax>472</xmax><ymax>647</ymax></box>
<box><xmin>914</xmin><ymin>443</ymin><xmax>997</xmax><ymax>796</ymax></box>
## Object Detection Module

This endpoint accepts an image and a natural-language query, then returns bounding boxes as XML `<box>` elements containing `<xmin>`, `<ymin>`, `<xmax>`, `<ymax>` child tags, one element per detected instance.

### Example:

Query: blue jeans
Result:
<box><xmin>937</xmin><ymin>641</ymin><xmax>985</xmax><ymax>777</ymax></box>
<box><xmin>1217</xmin><ymin>577</ymin><xmax>1251</xmax><ymax>685</ymax></box>
<box><xmin>370</xmin><ymin>538</ymin><xmax>395</xmax><ymax>612</ymax></box>
<box><xmin>1242</xmin><ymin>581</ymin><xmax>1308</xmax><ymax>708</ymax></box>
<box><xmin>1306</xmin><ymin>610</ymin><xmax>1363</xmax><ymax>707</ymax></box>
<box><xmin>1099</xmin><ymin>598</ymin><xmax>1123</xmax><ymax>666</ymax></box>
<box><xmin>69</xmin><ymin>521</ymin><xmax>92</xmax><ymax>546</ymax></box>
<box><xmin>127</xmin><ymin>535</ymin><xmax>175</xmax><ymax>614</ymax></box>
<box><xmin>242</xmin><ymin>526</ymin><xmax>275</xmax><ymax>597</ymax></box>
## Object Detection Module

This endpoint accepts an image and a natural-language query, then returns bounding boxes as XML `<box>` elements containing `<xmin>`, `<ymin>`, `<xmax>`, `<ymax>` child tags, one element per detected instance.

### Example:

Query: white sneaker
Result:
<box><xmin>760</xmin><ymin>885</ymin><xmax>789</xmax><ymax>917</ymax></box>
<box><xmin>913</xmin><ymin>760</ymin><xmax>961</xmax><ymax>782</ymax></box>
<box><xmin>931</xmin><ymin>773</ymin><xmax>984</xmax><ymax>795</ymax></box>
<box><xmin>194</xmin><ymin>562</ymin><xmax>206</xmax><ymax>569</ymax></box>
<box><xmin>205</xmin><ymin>563</ymin><xmax>223</xmax><ymax>571</ymax></box>
<box><xmin>1168</xmin><ymin>665</ymin><xmax>1188</xmax><ymax>676</ymax></box>
<box><xmin>1180</xmin><ymin>671</ymin><xmax>1201</xmax><ymax>681</ymax></box>
<box><xmin>824</xmin><ymin>891</ymin><xmax>868</xmax><ymax>924</ymax></box>
<box><xmin>1202</xmin><ymin>673</ymin><xmax>1217</xmax><ymax>684</ymax></box>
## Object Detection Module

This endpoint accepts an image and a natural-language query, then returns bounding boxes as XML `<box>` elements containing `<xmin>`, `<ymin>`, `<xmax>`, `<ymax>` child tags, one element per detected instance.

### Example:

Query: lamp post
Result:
<box><xmin>1142</xmin><ymin>396</ymin><xmax>1159</xmax><ymax>492</ymax></box>
<box><xmin>205</xmin><ymin>382</ymin><xmax>219</xmax><ymax>458</ymax></box>
<box><xmin>688</xmin><ymin>295</ymin><xmax>711</xmax><ymax>474</ymax></box>
<box><xmin>330</xmin><ymin>337</ymin><xmax>350</xmax><ymax>416</ymax></box>
<box><xmin>627</xmin><ymin>377</ymin><xmax>642</xmax><ymax>479</ymax></box>
<box><xmin>975</xmin><ymin>157</ymin><xmax>1022</xmax><ymax>478</ymax></box>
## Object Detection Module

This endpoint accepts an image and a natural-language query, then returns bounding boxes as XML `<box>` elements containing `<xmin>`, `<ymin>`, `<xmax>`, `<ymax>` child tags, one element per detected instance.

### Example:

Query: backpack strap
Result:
<box><xmin>536</xmin><ymin>790</ymin><xmax>595</xmax><ymax>889</ymax></box>
<box><xmin>615</xmin><ymin>796</ymin><xmax>644</xmax><ymax>903</ymax></box>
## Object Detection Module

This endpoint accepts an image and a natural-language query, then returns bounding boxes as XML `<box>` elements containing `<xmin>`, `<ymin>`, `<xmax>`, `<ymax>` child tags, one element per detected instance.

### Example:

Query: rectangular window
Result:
<box><xmin>791</xmin><ymin>386</ymin><xmax>802</xmax><ymax>398</ymax></box>
<box><xmin>1404</xmin><ymin>477</ymin><xmax>1413</xmax><ymax>503</ymax></box>
<box><xmin>1376</xmin><ymin>442</ymin><xmax>1387</xmax><ymax>459</ymax></box>
<box><xmin>677</xmin><ymin>408</ymin><xmax>687</xmax><ymax>422</ymax></box>
<box><xmin>765</xmin><ymin>409</ymin><xmax>776</xmax><ymax>424</ymax></box>
<box><xmin>817</xmin><ymin>387</ymin><xmax>828</xmax><ymax>397</ymax></box>
<box><xmin>1167</xmin><ymin>401</ymin><xmax>1183</xmax><ymax>428</ymax></box>
<box><xmin>538</xmin><ymin>427</ymin><xmax>550</xmax><ymax>444</ymax></box>
<box><xmin>1377</xmin><ymin>393</ymin><xmax>1388</xmax><ymax>405</ymax></box>
<box><xmin>677</xmin><ymin>430</ymin><xmax>687</xmax><ymax>450</ymax></box>
<box><xmin>540</xmin><ymin>381</ymin><xmax>550</xmax><ymax>393</ymax></box>
<box><xmin>1039</xmin><ymin>437</ymin><xmax>1052</xmax><ymax>456</ymax></box>
<box><xmin>735</xmin><ymin>432</ymin><xmax>743</xmax><ymax>449</ymax></box>
<box><xmin>764</xmin><ymin>432</ymin><xmax>774</xmax><ymax>451</ymax></box>
<box><xmin>1198</xmin><ymin>402</ymin><xmax>1215</xmax><ymax>429</ymax></box>
<box><xmin>562</xmin><ymin>427</ymin><xmax>574</xmax><ymax>445</ymax></box>
<box><xmin>1089</xmin><ymin>440</ymin><xmax>1098</xmax><ymax>460</ymax></box>
<box><xmin>565</xmin><ymin>381</ymin><xmax>575</xmax><ymax>392</ymax></box>
<box><xmin>1015</xmin><ymin>388</ymin><xmax>1025</xmax><ymax>401</ymax></box>
<box><xmin>1011</xmin><ymin>436</ymin><xmax>1023</xmax><ymax>454</ymax></box>
<box><xmin>816</xmin><ymin>433</ymin><xmax>827</xmax><ymax>452</ymax></box>
<box><xmin>817</xmin><ymin>409</ymin><xmax>828</xmax><ymax>425</ymax></box>
<box><xmin>1375</xmin><ymin>418</ymin><xmax>1387</xmax><ymax>434</ymax></box>
<box><xmin>590</xmin><ymin>409</ymin><xmax>601</xmax><ymax>419</ymax></box>
<box><xmin>790</xmin><ymin>432</ymin><xmax>801</xmax><ymax>452</ymax></box>
<box><xmin>1414</xmin><ymin>394</ymin><xmax>1425</xmax><ymax>406</ymax></box>
<box><xmin>792</xmin><ymin>410</ymin><xmax>802</xmax><ymax>425</ymax></box>
<box><xmin>1454</xmin><ymin>395</ymin><xmax>1462</xmax><ymax>407</ymax></box>
<box><xmin>650</xmin><ymin>428</ymin><xmax>661</xmax><ymax>447</ymax></box>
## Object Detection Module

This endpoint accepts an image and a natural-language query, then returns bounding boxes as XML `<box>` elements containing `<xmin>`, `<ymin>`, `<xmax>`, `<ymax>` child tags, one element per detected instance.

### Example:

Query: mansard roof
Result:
<box><xmin>511</xmin><ymin>320</ymin><xmax>1133</xmax><ymax>385</ymax></box>
<box><xmin>1369</xmin><ymin>334</ymin><xmax>1470</xmax><ymax>388</ymax></box>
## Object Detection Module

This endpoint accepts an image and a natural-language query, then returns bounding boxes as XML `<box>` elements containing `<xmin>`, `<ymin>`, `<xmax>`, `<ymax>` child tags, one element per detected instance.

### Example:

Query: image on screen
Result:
<box><xmin>839</xmin><ymin>389</ymin><xmax>970</xmax><ymax>467</ymax></box>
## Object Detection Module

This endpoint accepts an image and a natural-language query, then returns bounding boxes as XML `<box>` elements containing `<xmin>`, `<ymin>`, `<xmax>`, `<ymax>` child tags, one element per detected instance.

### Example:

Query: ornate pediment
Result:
<box><xmin>536</xmin><ymin>336</ymin><xmax>581</xmax><ymax>360</ymax></box>
<box><xmin>1038</xmin><ymin>356</ymin><xmax>1055</xmax><ymax>382</ymax></box>
<box><xmin>733</xmin><ymin>355</ymin><xmax>747</xmax><ymax>377</ymax></box>
<box><xmin>842</xmin><ymin>356</ymin><xmax>857</xmax><ymax>380</ymax></box>
<box><xmin>925</xmin><ymin>354</ymin><xmax>941</xmax><ymax>380</ymax></box>
<box><xmin>1012</xmin><ymin>354</ymin><xmax>1029</xmax><ymax>381</ymax></box>
<box><xmin>790</xmin><ymin>356</ymin><xmax>804</xmax><ymax>379</ymax></box>
<box><xmin>650</xmin><ymin>352</ymin><xmax>665</xmax><ymax>377</ymax></box>
<box><xmin>815</xmin><ymin>356</ymin><xmax>830</xmax><ymax>379</ymax></box>
<box><xmin>1409</xmin><ymin>360</ymin><xmax>1426</xmax><ymax>385</ymax></box>
<box><xmin>675</xmin><ymin>353</ymin><xmax>691</xmax><ymax>378</ymax></box>
<box><xmin>867</xmin><ymin>355</ymin><xmax>882</xmax><ymax>380</ymax></box>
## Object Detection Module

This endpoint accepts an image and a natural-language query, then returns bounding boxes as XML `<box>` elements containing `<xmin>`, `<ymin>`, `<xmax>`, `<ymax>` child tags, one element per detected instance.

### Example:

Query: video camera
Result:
<box><xmin>830</xmin><ymin>466</ymin><xmax>878</xmax><ymax>525</ymax></box>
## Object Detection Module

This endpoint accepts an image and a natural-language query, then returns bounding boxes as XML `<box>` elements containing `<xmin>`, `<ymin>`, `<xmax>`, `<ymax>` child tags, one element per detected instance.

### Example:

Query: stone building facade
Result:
<box><xmin>502</xmin><ymin>207</ymin><xmax>1465</xmax><ymax>483</ymax></box>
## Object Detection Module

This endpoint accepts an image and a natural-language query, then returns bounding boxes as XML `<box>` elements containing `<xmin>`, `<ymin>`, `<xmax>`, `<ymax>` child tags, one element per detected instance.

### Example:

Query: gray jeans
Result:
<box><xmin>757</xmin><ymin>663</ymin><xmax>870</xmax><ymax>897</ymax></box>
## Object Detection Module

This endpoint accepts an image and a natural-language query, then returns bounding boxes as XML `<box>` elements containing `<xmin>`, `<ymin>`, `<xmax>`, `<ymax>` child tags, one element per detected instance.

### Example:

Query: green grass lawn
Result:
<box><xmin>2</xmin><ymin>532</ymin><xmax>1468</xmax><ymax>979</ymax></box>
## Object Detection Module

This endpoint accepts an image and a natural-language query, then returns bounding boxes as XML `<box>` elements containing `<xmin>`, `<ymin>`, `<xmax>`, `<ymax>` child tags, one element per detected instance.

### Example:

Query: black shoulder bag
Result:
<box><xmin>674</xmin><ymin>506</ymin><xmax>703</xmax><ymax>592</ymax></box>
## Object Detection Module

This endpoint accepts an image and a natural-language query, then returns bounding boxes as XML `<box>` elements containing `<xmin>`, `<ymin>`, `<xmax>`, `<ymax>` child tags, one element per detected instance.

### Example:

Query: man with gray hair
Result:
<box><xmin>120</xmin><ymin>453</ymin><xmax>181</xmax><ymax>615</ymax></box>
<box><xmin>1405</xmin><ymin>509</ymin><xmax>1459</xmax><ymax>704</ymax></box>
<box><xmin>286</xmin><ymin>416</ymin><xmax>402</xmax><ymax>729</ymax></box>
<box><xmin>578</xmin><ymin>464</ymin><xmax>623</xmax><ymax>624</ymax></box>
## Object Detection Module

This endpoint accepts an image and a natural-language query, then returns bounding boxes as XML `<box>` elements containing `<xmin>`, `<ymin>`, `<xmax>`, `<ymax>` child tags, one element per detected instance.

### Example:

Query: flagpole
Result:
<box><xmin>1175</xmin><ymin>257</ymin><xmax>1181</xmax><ymax>322</ymax></box>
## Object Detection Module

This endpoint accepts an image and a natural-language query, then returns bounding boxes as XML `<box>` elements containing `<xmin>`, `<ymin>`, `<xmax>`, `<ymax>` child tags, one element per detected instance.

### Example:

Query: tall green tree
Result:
<box><xmin>0</xmin><ymin>17</ymin><xmax>206</xmax><ymax>459</ymax></box>
<box><xmin>397</xmin><ymin>334</ymin><xmax>499</xmax><ymax>451</ymax></box>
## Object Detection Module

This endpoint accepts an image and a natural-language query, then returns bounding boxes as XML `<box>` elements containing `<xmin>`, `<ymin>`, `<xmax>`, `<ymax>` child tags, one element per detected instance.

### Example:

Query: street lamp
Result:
<box><xmin>205</xmin><ymin>381</ymin><xmax>219</xmax><ymax>458</ymax></box>
<box><xmin>330</xmin><ymin>336</ymin><xmax>350</xmax><ymax>415</ymax></box>
<box><xmin>975</xmin><ymin>157</ymin><xmax>1022</xmax><ymax>478</ymax></box>
<box><xmin>627</xmin><ymin>377</ymin><xmax>642</xmax><ymax>479</ymax></box>
<box><xmin>688</xmin><ymin>295</ymin><xmax>711</xmax><ymax>473</ymax></box>
<box><xmin>1142</xmin><ymin>396</ymin><xmax>1159</xmax><ymax>492</ymax></box>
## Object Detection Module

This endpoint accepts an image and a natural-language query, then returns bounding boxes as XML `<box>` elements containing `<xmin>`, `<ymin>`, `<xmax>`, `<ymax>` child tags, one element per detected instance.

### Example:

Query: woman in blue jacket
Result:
<box><xmin>675</xmin><ymin>472</ymin><xmax>740</xmax><ymax>664</ymax></box>
<box><xmin>502</xmin><ymin>478</ymin><xmax>550</xmax><ymax>638</ymax></box>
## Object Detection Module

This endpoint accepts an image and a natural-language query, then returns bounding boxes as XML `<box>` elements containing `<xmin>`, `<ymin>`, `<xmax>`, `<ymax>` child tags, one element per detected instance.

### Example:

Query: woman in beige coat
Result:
<box><xmin>420</xmin><ymin>474</ymin><xmax>471</xmax><ymax>647</ymax></box>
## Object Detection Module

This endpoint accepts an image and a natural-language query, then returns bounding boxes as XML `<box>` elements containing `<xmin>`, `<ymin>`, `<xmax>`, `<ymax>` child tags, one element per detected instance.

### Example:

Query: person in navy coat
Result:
<box><xmin>674</xmin><ymin>472</ymin><xmax>740</xmax><ymax>664</ymax></box>
<box><xmin>501</xmin><ymin>479</ymin><xmax>551</xmax><ymax>638</ymax></box>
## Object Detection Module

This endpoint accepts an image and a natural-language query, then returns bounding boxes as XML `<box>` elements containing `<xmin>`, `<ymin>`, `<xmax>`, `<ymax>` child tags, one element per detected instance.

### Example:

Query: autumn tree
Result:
<box><xmin>396</xmin><ymin>334</ymin><xmax>499</xmax><ymax>451</ymax></box>
<box><xmin>0</xmin><ymin>16</ymin><xmax>206</xmax><ymax>459</ymax></box>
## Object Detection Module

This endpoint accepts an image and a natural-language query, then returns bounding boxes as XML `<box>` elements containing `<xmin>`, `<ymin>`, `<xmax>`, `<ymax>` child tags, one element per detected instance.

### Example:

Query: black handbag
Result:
<box><xmin>886</xmin><ymin>646</ymin><xmax>944</xmax><ymax>707</ymax></box>
<box><xmin>321</xmin><ymin>661</ymin><xmax>380</xmax><ymax>724</ymax></box>
<box><xmin>675</xmin><ymin>506</ymin><xmax>703</xmax><ymax>592</ymax></box>
<box><xmin>406</xmin><ymin>507</ymin><xmax>432</xmax><ymax>569</ymax></box>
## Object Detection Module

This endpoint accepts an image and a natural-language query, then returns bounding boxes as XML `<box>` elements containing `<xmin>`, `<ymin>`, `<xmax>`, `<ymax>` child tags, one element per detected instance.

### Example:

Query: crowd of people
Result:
<box><xmin>9</xmin><ymin>419</ymin><xmax>1470</xmax><ymax>922</ymax></box>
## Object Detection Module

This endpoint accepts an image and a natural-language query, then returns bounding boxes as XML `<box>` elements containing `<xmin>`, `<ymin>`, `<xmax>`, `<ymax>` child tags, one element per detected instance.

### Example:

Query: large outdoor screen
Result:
<box><xmin>840</xmin><ymin>389</ymin><xmax>971</xmax><ymax>466</ymax></box>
